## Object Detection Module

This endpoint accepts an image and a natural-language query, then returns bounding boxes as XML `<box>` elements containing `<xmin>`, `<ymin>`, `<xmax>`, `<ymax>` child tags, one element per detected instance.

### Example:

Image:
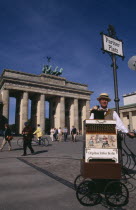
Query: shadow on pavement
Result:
<box><xmin>33</xmin><ymin>150</ymin><xmax>48</xmax><ymax>155</ymax></box>
<box><xmin>12</xmin><ymin>148</ymin><xmax>23</xmax><ymax>151</ymax></box>
<box><xmin>17</xmin><ymin>157</ymin><xmax>75</xmax><ymax>190</ymax></box>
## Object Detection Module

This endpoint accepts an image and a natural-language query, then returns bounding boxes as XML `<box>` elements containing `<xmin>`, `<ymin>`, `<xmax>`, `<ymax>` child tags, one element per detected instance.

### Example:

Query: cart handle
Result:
<box><xmin>118</xmin><ymin>131</ymin><xmax>136</xmax><ymax>139</ymax></box>
<box><xmin>96</xmin><ymin>120</ymin><xmax>106</xmax><ymax>124</ymax></box>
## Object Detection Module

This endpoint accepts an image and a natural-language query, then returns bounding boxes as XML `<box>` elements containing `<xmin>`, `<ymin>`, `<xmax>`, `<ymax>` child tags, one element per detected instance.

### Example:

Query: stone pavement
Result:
<box><xmin>0</xmin><ymin>135</ymin><xmax>136</xmax><ymax>210</ymax></box>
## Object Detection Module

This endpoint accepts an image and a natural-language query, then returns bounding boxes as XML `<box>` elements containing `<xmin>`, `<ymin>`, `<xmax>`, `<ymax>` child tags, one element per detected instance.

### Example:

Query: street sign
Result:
<box><xmin>102</xmin><ymin>34</ymin><xmax>123</xmax><ymax>57</ymax></box>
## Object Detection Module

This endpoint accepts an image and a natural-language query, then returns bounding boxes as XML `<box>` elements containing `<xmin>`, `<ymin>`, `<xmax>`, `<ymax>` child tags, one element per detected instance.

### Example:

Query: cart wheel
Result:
<box><xmin>104</xmin><ymin>181</ymin><xmax>129</xmax><ymax>207</ymax></box>
<box><xmin>76</xmin><ymin>180</ymin><xmax>101</xmax><ymax>206</ymax></box>
<box><xmin>74</xmin><ymin>175</ymin><xmax>85</xmax><ymax>190</ymax></box>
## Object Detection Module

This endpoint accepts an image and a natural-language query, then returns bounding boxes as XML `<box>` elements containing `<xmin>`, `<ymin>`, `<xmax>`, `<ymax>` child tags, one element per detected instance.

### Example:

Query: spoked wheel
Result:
<box><xmin>17</xmin><ymin>138</ymin><xmax>23</xmax><ymax>147</ymax></box>
<box><xmin>31</xmin><ymin>139</ymin><xmax>38</xmax><ymax>146</ymax></box>
<box><xmin>41</xmin><ymin>138</ymin><xmax>49</xmax><ymax>146</ymax></box>
<box><xmin>74</xmin><ymin>174</ymin><xmax>85</xmax><ymax>190</ymax></box>
<box><xmin>76</xmin><ymin>180</ymin><xmax>101</xmax><ymax>206</ymax></box>
<box><xmin>104</xmin><ymin>181</ymin><xmax>129</xmax><ymax>207</ymax></box>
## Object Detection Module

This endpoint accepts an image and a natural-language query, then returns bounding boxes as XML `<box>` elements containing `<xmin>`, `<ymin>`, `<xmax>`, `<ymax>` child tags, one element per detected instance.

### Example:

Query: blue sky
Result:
<box><xmin>0</xmin><ymin>0</ymin><xmax>136</xmax><ymax>123</ymax></box>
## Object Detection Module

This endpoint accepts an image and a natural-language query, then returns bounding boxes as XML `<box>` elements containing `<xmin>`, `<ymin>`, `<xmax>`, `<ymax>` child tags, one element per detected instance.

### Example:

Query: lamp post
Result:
<box><xmin>100</xmin><ymin>25</ymin><xmax>124</xmax><ymax>115</ymax></box>
<box><xmin>112</xmin><ymin>54</ymin><xmax>120</xmax><ymax>115</ymax></box>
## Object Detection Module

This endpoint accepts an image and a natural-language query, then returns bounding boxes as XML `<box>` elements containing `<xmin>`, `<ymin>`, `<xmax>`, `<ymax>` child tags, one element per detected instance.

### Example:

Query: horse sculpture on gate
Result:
<box><xmin>42</xmin><ymin>57</ymin><xmax>63</xmax><ymax>76</ymax></box>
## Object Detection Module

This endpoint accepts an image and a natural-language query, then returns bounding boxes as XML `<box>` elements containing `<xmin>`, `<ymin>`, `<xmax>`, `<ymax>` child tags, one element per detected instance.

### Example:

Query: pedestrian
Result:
<box><xmin>22</xmin><ymin>122</ymin><xmax>34</xmax><ymax>156</ymax></box>
<box><xmin>58</xmin><ymin>127</ymin><xmax>62</xmax><ymax>142</ymax></box>
<box><xmin>0</xmin><ymin>112</ymin><xmax>8</xmax><ymax>136</ymax></box>
<box><xmin>33</xmin><ymin>124</ymin><xmax>43</xmax><ymax>145</ymax></box>
<box><xmin>50</xmin><ymin>128</ymin><xmax>55</xmax><ymax>141</ymax></box>
<box><xmin>63</xmin><ymin>127</ymin><xmax>68</xmax><ymax>141</ymax></box>
<box><xmin>71</xmin><ymin>126</ymin><xmax>77</xmax><ymax>142</ymax></box>
<box><xmin>0</xmin><ymin>124</ymin><xmax>12</xmax><ymax>151</ymax></box>
<box><xmin>53</xmin><ymin>128</ymin><xmax>58</xmax><ymax>141</ymax></box>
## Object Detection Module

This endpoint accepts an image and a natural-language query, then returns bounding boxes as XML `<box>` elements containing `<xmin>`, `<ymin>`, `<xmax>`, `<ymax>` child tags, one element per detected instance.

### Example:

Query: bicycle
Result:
<box><xmin>17</xmin><ymin>136</ymin><xmax>49</xmax><ymax>148</ymax></box>
<box><xmin>32</xmin><ymin>137</ymin><xmax>49</xmax><ymax>147</ymax></box>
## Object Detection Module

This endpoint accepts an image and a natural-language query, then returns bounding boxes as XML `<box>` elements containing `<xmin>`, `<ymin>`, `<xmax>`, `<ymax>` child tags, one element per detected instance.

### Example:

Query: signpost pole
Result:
<box><xmin>112</xmin><ymin>54</ymin><xmax>120</xmax><ymax>115</ymax></box>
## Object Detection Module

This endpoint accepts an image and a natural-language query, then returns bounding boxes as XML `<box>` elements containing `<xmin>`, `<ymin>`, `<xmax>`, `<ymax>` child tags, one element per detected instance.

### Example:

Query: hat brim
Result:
<box><xmin>97</xmin><ymin>97</ymin><xmax>111</xmax><ymax>102</ymax></box>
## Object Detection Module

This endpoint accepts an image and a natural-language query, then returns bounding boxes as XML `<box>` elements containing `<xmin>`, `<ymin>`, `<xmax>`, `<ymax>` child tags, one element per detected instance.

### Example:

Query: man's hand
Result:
<box><xmin>92</xmin><ymin>106</ymin><xmax>99</xmax><ymax>110</ymax></box>
<box><xmin>127</xmin><ymin>132</ymin><xmax>135</xmax><ymax>138</ymax></box>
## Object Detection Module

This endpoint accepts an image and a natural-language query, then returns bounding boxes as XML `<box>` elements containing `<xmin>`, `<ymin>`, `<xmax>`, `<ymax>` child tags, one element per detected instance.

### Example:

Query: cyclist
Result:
<box><xmin>33</xmin><ymin>124</ymin><xmax>43</xmax><ymax>145</ymax></box>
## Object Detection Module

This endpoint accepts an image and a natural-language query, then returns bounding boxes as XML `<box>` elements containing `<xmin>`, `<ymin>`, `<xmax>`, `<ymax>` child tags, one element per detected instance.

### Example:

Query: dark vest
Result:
<box><xmin>91</xmin><ymin>109</ymin><xmax>114</xmax><ymax>120</ymax></box>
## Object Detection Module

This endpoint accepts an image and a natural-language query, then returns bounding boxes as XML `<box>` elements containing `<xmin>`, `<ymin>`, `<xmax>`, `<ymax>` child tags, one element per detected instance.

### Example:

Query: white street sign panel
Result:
<box><xmin>85</xmin><ymin>148</ymin><xmax>119</xmax><ymax>163</ymax></box>
<box><xmin>102</xmin><ymin>34</ymin><xmax>123</xmax><ymax>57</ymax></box>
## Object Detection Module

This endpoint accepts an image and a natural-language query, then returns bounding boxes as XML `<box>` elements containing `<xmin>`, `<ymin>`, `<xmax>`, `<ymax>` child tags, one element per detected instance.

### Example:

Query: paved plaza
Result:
<box><xmin>0</xmin><ymin>135</ymin><xmax>136</xmax><ymax>210</ymax></box>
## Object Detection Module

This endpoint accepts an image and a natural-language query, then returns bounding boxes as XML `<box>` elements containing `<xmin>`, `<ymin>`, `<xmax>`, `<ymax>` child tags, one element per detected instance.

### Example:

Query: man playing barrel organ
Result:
<box><xmin>89</xmin><ymin>93</ymin><xmax>134</xmax><ymax>137</ymax></box>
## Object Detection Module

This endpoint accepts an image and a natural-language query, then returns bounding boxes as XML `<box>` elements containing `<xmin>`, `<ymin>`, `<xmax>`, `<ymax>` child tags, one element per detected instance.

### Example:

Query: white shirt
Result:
<box><xmin>63</xmin><ymin>128</ymin><xmax>68</xmax><ymax>133</ymax></box>
<box><xmin>50</xmin><ymin>128</ymin><xmax>54</xmax><ymax>135</ymax></box>
<box><xmin>89</xmin><ymin>109</ymin><xmax>128</xmax><ymax>133</ymax></box>
<box><xmin>58</xmin><ymin>128</ymin><xmax>62</xmax><ymax>134</ymax></box>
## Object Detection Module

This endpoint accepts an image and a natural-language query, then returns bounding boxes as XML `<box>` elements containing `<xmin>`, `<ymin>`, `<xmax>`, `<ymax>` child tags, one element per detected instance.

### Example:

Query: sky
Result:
<box><xmin>0</xmin><ymin>0</ymin><xmax>136</xmax><ymax>123</ymax></box>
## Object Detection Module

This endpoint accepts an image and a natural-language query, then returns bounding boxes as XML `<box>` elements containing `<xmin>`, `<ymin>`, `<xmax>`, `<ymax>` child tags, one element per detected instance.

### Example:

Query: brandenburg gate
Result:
<box><xmin>0</xmin><ymin>69</ymin><xmax>93</xmax><ymax>134</ymax></box>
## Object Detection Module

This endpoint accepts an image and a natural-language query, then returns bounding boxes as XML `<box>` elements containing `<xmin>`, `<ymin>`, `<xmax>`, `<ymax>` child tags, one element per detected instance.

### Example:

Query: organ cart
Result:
<box><xmin>74</xmin><ymin>119</ymin><xmax>129</xmax><ymax>207</ymax></box>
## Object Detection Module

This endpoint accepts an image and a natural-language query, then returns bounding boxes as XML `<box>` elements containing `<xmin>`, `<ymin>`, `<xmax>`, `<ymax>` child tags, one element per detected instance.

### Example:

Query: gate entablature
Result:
<box><xmin>0</xmin><ymin>69</ymin><xmax>92</xmax><ymax>100</ymax></box>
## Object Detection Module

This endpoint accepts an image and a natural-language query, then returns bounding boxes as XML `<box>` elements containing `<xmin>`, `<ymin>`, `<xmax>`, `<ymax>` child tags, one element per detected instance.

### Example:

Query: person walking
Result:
<box><xmin>0</xmin><ymin>112</ymin><xmax>8</xmax><ymax>136</ymax></box>
<box><xmin>71</xmin><ymin>126</ymin><xmax>77</xmax><ymax>142</ymax></box>
<box><xmin>22</xmin><ymin>122</ymin><xmax>34</xmax><ymax>156</ymax></box>
<box><xmin>53</xmin><ymin>128</ymin><xmax>58</xmax><ymax>141</ymax></box>
<box><xmin>63</xmin><ymin>127</ymin><xmax>68</xmax><ymax>142</ymax></box>
<box><xmin>0</xmin><ymin>124</ymin><xmax>12</xmax><ymax>151</ymax></box>
<box><xmin>50</xmin><ymin>128</ymin><xmax>55</xmax><ymax>142</ymax></box>
<box><xmin>58</xmin><ymin>127</ymin><xmax>62</xmax><ymax>142</ymax></box>
<box><xmin>33</xmin><ymin>124</ymin><xmax>43</xmax><ymax>145</ymax></box>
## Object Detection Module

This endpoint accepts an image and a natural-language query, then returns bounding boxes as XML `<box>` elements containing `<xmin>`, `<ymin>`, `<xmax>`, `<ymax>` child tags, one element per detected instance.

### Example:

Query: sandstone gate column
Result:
<box><xmin>86</xmin><ymin>100</ymin><xmax>90</xmax><ymax>119</ymax></box>
<box><xmin>53</xmin><ymin>98</ymin><xmax>58</xmax><ymax>129</ymax></box>
<box><xmin>82</xmin><ymin>100</ymin><xmax>86</xmax><ymax>135</ymax></box>
<box><xmin>74</xmin><ymin>98</ymin><xmax>79</xmax><ymax>132</ymax></box>
<box><xmin>60</xmin><ymin>96</ymin><xmax>65</xmax><ymax>128</ymax></box>
<box><xmin>129</xmin><ymin>111</ymin><xmax>133</xmax><ymax>131</ymax></box>
<box><xmin>119</xmin><ymin>112</ymin><xmax>123</xmax><ymax>121</ymax></box>
<box><xmin>20</xmin><ymin>92</ymin><xmax>28</xmax><ymax>133</ymax></box>
<box><xmin>37</xmin><ymin>94</ymin><xmax>45</xmax><ymax>134</ymax></box>
<box><xmin>2</xmin><ymin>89</ymin><xmax>9</xmax><ymax>121</ymax></box>
<box><xmin>54</xmin><ymin>96</ymin><xmax>65</xmax><ymax>129</ymax></box>
<box><xmin>70</xmin><ymin>99</ymin><xmax>74</xmax><ymax>130</ymax></box>
<box><xmin>80</xmin><ymin>100</ymin><xmax>90</xmax><ymax>134</ymax></box>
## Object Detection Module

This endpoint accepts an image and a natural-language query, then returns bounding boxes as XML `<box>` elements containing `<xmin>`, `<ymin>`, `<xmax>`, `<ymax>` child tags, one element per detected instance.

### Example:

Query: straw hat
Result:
<box><xmin>97</xmin><ymin>93</ymin><xmax>111</xmax><ymax>102</ymax></box>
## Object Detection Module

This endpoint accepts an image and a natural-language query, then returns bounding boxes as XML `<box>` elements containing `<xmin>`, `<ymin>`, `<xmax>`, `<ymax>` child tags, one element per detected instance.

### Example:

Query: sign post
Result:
<box><xmin>100</xmin><ymin>25</ymin><xmax>124</xmax><ymax>115</ymax></box>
